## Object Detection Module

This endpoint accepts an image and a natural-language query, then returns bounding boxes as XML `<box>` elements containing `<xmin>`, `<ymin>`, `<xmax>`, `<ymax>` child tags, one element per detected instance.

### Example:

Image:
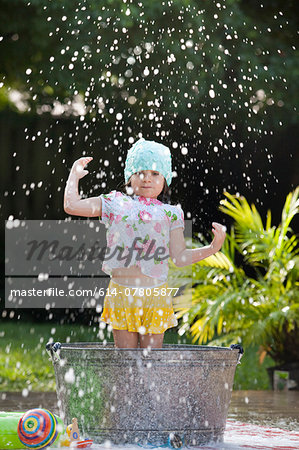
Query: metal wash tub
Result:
<box><xmin>48</xmin><ymin>343</ymin><xmax>242</xmax><ymax>447</ymax></box>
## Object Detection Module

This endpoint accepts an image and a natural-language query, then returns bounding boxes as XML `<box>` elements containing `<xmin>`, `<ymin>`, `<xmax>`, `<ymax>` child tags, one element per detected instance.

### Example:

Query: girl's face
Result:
<box><xmin>130</xmin><ymin>170</ymin><xmax>165</xmax><ymax>198</ymax></box>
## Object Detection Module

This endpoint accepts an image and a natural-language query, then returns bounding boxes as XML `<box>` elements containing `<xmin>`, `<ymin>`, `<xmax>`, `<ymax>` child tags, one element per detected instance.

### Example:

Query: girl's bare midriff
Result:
<box><xmin>111</xmin><ymin>266</ymin><xmax>163</xmax><ymax>287</ymax></box>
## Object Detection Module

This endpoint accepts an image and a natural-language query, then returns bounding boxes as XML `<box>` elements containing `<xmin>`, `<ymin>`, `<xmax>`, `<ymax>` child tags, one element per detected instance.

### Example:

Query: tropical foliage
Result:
<box><xmin>170</xmin><ymin>187</ymin><xmax>299</xmax><ymax>364</ymax></box>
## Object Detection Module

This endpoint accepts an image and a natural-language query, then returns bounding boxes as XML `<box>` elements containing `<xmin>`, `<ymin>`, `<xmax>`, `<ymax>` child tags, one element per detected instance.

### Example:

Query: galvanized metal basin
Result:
<box><xmin>50</xmin><ymin>343</ymin><xmax>240</xmax><ymax>447</ymax></box>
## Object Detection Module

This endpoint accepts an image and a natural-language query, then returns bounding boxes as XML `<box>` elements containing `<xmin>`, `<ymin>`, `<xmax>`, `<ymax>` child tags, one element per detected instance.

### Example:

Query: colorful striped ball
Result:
<box><xmin>17</xmin><ymin>409</ymin><xmax>59</xmax><ymax>449</ymax></box>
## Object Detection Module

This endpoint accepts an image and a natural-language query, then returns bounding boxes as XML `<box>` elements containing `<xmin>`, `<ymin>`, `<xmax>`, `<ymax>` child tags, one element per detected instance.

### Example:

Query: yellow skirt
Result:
<box><xmin>100</xmin><ymin>279</ymin><xmax>178</xmax><ymax>334</ymax></box>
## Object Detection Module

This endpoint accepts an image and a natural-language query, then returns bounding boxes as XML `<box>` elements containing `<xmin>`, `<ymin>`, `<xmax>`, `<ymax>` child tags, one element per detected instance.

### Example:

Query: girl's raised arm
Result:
<box><xmin>169</xmin><ymin>223</ymin><xmax>226</xmax><ymax>267</ymax></box>
<box><xmin>63</xmin><ymin>157</ymin><xmax>102</xmax><ymax>218</ymax></box>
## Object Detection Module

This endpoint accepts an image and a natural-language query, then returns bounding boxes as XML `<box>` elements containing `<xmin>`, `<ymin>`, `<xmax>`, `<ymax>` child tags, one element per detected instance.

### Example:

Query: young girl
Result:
<box><xmin>64</xmin><ymin>138</ymin><xmax>226</xmax><ymax>349</ymax></box>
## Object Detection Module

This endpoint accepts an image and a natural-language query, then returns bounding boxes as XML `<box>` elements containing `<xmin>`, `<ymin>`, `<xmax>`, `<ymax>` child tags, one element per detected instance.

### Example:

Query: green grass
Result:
<box><xmin>233</xmin><ymin>345</ymin><xmax>275</xmax><ymax>390</ymax></box>
<box><xmin>0</xmin><ymin>321</ymin><xmax>106</xmax><ymax>391</ymax></box>
<box><xmin>0</xmin><ymin>321</ymin><xmax>274</xmax><ymax>391</ymax></box>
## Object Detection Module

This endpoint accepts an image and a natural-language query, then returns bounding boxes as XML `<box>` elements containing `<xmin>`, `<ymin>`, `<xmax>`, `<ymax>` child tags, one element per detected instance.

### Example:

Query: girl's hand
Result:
<box><xmin>210</xmin><ymin>222</ymin><xmax>226</xmax><ymax>253</ymax></box>
<box><xmin>71</xmin><ymin>157</ymin><xmax>93</xmax><ymax>179</ymax></box>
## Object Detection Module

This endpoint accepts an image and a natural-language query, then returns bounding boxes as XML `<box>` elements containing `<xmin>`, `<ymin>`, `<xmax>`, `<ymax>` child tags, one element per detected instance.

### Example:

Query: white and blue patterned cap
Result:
<box><xmin>124</xmin><ymin>138</ymin><xmax>172</xmax><ymax>186</ymax></box>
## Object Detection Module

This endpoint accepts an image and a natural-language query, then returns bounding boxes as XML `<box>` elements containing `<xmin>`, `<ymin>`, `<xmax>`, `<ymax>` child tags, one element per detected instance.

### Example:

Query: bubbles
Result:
<box><xmin>127</xmin><ymin>56</ymin><xmax>136</xmax><ymax>65</ymax></box>
<box><xmin>128</xmin><ymin>96</ymin><xmax>137</xmax><ymax>104</ymax></box>
<box><xmin>22</xmin><ymin>388</ymin><xmax>29</xmax><ymax>397</ymax></box>
<box><xmin>186</xmin><ymin>61</ymin><xmax>194</xmax><ymax>70</ymax></box>
<box><xmin>126</xmin><ymin>186</ymin><xmax>134</xmax><ymax>195</ymax></box>
<box><xmin>78</xmin><ymin>389</ymin><xmax>85</xmax><ymax>398</ymax></box>
<box><xmin>38</xmin><ymin>273</ymin><xmax>49</xmax><ymax>281</ymax></box>
<box><xmin>64</xmin><ymin>367</ymin><xmax>75</xmax><ymax>384</ymax></box>
<box><xmin>134</xmin><ymin>45</ymin><xmax>142</xmax><ymax>55</ymax></box>
<box><xmin>138</xmin><ymin>326</ymin><xmax>146</xmax><ymax>335</ymax></box>
<box><xmin>6</xmin><ymin>218</ymin><xmax>20</xmax><ymax>229</ymax></box>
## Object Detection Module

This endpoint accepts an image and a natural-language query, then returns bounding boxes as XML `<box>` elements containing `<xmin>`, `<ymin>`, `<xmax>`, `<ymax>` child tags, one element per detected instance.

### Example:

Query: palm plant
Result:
<box><xmin>170</xmin><ymin>187</ymin><xmax>299</xmax><ymax>365</ymax></box>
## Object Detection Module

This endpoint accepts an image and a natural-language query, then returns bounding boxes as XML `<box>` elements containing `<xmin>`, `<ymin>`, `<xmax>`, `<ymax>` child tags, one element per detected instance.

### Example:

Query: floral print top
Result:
<box><xmin>99</xmin><ymin>190</ymin><xmax>185</xmax><ymax>281</ymax></box>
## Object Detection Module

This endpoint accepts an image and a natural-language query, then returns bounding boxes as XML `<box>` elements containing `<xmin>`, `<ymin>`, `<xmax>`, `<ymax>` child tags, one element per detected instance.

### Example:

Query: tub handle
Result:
<box><xmin>46</xmin><ymin>341</ymin><xmax>61</xmax><ymax>361</ymax></box>
<box><xmin>230</xmin><ymin>344</ymin><xmax>244</xmax><ymax>364</ymax></box>
<box><xmin>168</xmin><ymin>433</ymin><xmax>183</xmax><ymax>448</ymax></box>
